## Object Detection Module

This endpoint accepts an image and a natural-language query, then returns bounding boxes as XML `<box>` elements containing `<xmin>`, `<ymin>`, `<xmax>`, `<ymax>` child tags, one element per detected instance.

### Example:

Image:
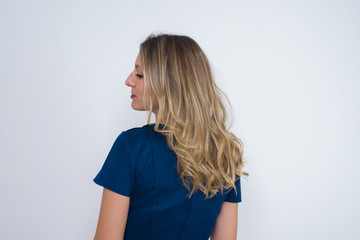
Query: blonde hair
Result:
<box><xmin>140</xmin><ymin>34</ymin><xmax>247</xmax><ymax>198</ymax></box>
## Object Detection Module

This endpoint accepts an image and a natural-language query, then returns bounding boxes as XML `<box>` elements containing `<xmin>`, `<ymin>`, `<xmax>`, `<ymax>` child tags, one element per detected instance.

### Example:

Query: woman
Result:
<box><xmin>93</xmin><ymin>34</ymin><xmax>247</xmax><ymax>240</ymax></box>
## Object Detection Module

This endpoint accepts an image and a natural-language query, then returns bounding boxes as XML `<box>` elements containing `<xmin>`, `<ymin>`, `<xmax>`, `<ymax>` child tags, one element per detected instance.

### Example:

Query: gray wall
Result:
<box><xmin>1</xmin><ymin>0</ymin><xmax>359</xmax><ymax>239</ymax></box>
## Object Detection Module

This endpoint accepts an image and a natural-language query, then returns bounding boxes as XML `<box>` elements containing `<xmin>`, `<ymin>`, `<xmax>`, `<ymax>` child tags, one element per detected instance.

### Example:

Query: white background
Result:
<box><xmin>1</xmin><ymin>0</ymin><xmax>359</xmax><ymax>239</ymax></box>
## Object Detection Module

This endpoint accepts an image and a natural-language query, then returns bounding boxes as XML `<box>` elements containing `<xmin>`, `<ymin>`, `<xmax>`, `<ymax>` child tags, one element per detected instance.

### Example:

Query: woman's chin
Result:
<box><xmin>131</xmin><ymin>103</ymin><xmax>145</xmax><ymax>111</ymax></box>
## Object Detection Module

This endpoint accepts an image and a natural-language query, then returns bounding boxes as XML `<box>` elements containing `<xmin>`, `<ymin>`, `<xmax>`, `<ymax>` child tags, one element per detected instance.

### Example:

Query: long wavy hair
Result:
<box><xmin>139</xmin><ymin>34</ymin><xmax>247</xmax><ymax>198</ymax></box>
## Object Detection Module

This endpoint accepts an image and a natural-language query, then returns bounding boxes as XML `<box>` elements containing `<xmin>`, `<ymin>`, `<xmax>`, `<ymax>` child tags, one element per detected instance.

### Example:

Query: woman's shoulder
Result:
<box><xmin>116</xmin><ymin>124</ymin><xmax>156</xmax><ymax>145</ymax></box>
<box><xmin>124</xmin><ymin>123</ymin><xmax>155</xmax><ymax>132</ymax></box>
<box><xmin>122</xmin><ymin>124</ymin><xmax>155</xmax><ymax>136</ymax></box>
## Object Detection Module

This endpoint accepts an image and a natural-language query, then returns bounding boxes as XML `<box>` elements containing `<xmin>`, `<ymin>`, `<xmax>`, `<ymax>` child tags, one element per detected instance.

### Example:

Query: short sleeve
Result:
<box><xmin>93</xmin><ymin>131</ymin><xmax>134</xmax><ymax>197</ymax></box>
<box><xmin>224</xmin><ymin>177</ymin><xmax>242</xmax><ymax>203</ymax></box>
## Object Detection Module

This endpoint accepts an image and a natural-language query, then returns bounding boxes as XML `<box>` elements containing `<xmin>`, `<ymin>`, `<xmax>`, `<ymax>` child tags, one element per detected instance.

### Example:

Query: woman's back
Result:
<box><xmin>94</xmin><ymin>124</ymin><xmax>241</xmax><ymax>240</ymax></box>
<box><xmin>93</xmin><ymin>34</ymin><xmax>246</xmax><ymax>239</ymax></box>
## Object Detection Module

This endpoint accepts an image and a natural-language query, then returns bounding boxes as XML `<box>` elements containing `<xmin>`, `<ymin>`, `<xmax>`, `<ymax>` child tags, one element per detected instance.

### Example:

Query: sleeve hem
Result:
<box><xmin>93</xmin><ymin>178</ymin><xmax>131</xmax><ymax>198</ymax></box>
<box><xmin>223</xmin><ymin>199</ymin><xmax>242</xmax><ymax>203</ymax></box>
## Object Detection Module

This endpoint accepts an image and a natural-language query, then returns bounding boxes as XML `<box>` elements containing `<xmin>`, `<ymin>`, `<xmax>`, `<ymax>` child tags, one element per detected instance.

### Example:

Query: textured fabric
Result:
<box><xmin>93</xmin><ymin>124</ymin><xmax>242</xmax><ymax>240</ymax></box>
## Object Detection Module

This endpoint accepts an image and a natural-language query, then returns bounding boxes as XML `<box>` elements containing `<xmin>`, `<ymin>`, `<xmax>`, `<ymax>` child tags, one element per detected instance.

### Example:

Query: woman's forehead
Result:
<box><xmin>135</xmin><ymin>53</ymin><xmax>142</xmax><ymax>70</ymax></box>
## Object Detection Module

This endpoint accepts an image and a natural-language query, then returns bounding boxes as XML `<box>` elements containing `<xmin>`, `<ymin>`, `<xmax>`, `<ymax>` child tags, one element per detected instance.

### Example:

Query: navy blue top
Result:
<box><xmin>93</xmin><ymin>124</ymin><xmax>241</xmax><ymax>240</ymax></box>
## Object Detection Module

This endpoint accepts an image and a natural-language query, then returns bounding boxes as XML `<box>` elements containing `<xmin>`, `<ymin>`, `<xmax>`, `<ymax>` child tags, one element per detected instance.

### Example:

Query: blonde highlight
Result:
<box><xmin>140</xmin><ymin>34</ymin><xmax>248</xmax><ymax>198</ymax></box>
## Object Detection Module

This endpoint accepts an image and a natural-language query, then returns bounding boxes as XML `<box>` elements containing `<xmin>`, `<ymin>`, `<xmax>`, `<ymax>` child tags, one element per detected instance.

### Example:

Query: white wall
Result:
<box><xmin>1</xmin><ymin>0</ymin><xmax>359</xmax><ymax>239</ymax></box>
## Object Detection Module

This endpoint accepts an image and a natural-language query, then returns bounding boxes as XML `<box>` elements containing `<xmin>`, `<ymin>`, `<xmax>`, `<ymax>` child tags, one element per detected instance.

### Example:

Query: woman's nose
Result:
<box><xmin>125</xmin><ymin>73</ymin><xmax>135</xmax><ymax>87</ymax></box>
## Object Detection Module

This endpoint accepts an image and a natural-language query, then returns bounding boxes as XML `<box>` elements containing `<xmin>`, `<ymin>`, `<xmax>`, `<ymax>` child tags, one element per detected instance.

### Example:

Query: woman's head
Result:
<box><xmin>139</xmin><ymin>34</ymin><xmax>218</xmax><ymax>125</ymax></box>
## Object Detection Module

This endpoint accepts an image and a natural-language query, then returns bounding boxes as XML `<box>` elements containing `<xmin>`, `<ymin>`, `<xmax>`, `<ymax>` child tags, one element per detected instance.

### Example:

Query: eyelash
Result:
<box><xmin>135</xmin><ymin>73</ymin><xmax>143</xmax><ymax>78</ymax></box>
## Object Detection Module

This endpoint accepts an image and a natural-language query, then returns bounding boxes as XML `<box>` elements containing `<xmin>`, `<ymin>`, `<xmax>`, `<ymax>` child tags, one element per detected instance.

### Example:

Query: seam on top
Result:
<box><xmin>176</xmin><ymin>195</ymin><xmax>193</xmax><ymax>240</ymax></box>
<box><xmin>122</xmin><ymin>131</ymin><xmax>137</xmax><ymax>190</ymax></box>
<box><xmin>147</xmin><ymin>126</ymin><xmax>156</xmax><ymax>240</ymax></box>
